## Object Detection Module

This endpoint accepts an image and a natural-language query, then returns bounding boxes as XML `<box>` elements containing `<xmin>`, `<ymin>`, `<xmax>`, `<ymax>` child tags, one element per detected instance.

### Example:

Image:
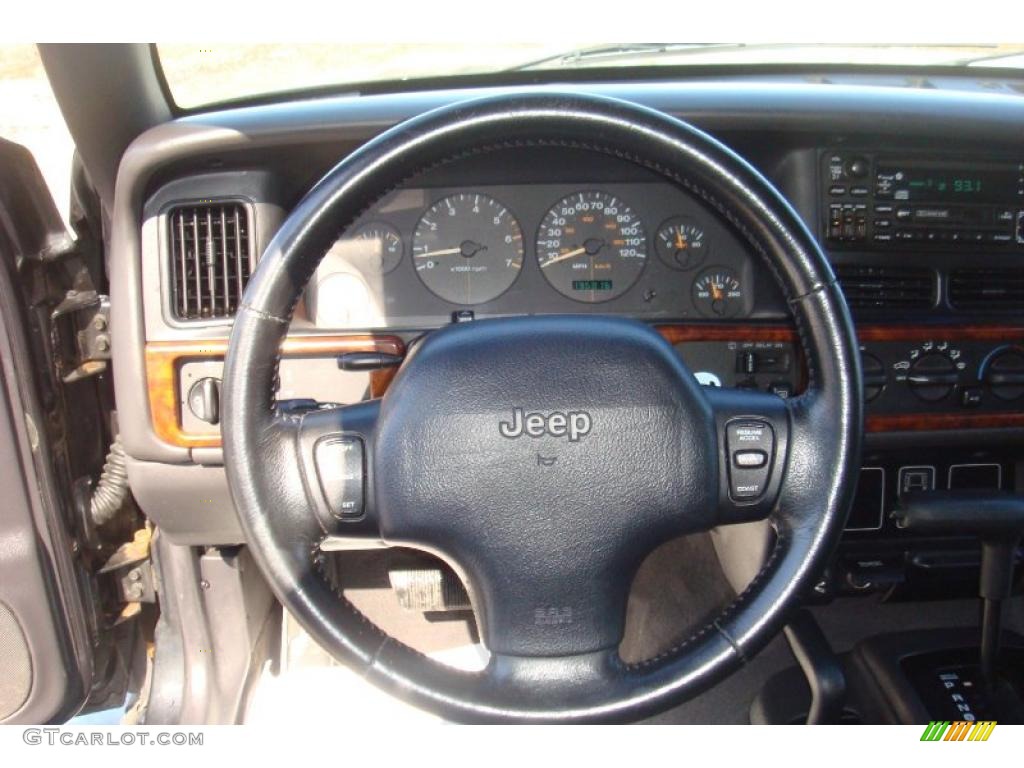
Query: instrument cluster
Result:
<box><xmin>305</xmin><ymin>181</ymin><xmax>775</xmax><ymax>330</ymax></box>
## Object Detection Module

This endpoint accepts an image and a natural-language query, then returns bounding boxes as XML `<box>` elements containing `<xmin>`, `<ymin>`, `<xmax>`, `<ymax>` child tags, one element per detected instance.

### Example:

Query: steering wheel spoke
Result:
<box><xmin>480</xmin><ymin>650</ymin><xmax>624</xmax><ymax>709</ymax></box>
<box><xmin>704</xmin><ymin>386</ymin><xmax>791</xmax><ymax>527</ymax></box>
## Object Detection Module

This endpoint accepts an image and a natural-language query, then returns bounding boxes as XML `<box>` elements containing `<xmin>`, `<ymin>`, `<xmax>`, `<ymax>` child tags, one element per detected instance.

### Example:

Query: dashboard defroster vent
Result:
<box><xmin>949</xmin><ymin>267</ymin><xmax>1024</xmax><ymax>313</ymax></box>
<box><xmin>834</xmin><ymin>264</ymin><xmax>936</xmax><ymax>311</ymax></box>
<box><xmin>168</xmin><ymin>202</ymin><xmax>253</xmax><ymax>321</ymax></box>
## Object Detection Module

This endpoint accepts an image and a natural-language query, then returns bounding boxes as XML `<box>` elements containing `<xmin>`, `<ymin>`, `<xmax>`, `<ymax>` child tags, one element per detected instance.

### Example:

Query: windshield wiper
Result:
<box><xmin>509</xmin><ymin>43</ymin><xmax>1024</xmax><ymax>74</ymax></box>
<box><xmin>950</xmin><ymin>48</ymin><xmax>1024</xmax><ymax>67</ymax></box>
<box><xmin>507</xmin><ymin>43</ymin><xmax>748</xmax><ymax>72</ymax></box>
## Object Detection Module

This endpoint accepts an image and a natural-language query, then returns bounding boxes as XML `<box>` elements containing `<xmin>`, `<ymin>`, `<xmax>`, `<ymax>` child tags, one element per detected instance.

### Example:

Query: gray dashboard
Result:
<box><xmin>109</xmin><ymin>78</ymin><xmax>1024</xmax><ymax>544</ymax></box>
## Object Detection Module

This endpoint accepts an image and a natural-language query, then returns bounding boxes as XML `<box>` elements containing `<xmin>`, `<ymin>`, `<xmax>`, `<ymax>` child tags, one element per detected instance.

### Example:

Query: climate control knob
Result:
<box><xmin>982</xmin><ymin>346</ymin><xmax>1024</xmax><ymax>401</ymax></box>
<box><xmin>861</xmin><ymin>352</ymin><xmax>887</xmax><ymax>402</ymax></box>
<box><xmin>907</xmin><ymin>352</ymin><xmax>958</xmax><ymax>402</ymax></box>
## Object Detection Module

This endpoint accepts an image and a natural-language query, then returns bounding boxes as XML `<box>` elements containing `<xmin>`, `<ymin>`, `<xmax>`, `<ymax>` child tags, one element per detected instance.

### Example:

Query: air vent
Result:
<box><xmin>949</xmin><ymin>268</ymin><xmax>1024</xmax><ymax>312</ymax></box>
<box><xmin>168</xmin><ymin>202</ymin><xmax>253</xmax><ymax>321</ymax></box>
<box><xmin>834</xmin><ymin>264</ymin><xmax>936</xmax><ymax>311</ymax></box>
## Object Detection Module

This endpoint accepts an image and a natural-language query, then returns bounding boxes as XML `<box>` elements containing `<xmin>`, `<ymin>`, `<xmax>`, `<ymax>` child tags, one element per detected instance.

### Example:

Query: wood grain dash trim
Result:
<box><xmin>656</xmin><ymin>324</ymin><xmax>797</xmax><ymax>343</ymax></box>
<box><xmin>146</xmin><ymin>335</ymin><xmax>404</xmax><ymax>449</ymax></box>
<box><xmin>659</xmin><ymin>323</ymin><xmax>1024</xmax><ymax>433</ymax></box>
<box><xmin>866</xmin><ymin>412</ymin><xmax>1024</xmax><ymax>432</ymax></box>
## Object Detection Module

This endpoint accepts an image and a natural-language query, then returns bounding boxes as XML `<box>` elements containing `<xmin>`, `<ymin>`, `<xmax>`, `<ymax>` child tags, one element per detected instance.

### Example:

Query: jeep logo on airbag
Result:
<box><xmin>498</xmin><ymin>407</ymin><xmax>592</xmax><ymax>442</ymax></box>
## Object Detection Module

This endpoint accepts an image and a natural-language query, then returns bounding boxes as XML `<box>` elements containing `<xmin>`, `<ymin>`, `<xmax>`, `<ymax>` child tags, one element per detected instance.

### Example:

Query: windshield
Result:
<box><xmin>157</xmin><ymin>43</ymin><xmax>1024</xmax><ymax>110</ymax></box>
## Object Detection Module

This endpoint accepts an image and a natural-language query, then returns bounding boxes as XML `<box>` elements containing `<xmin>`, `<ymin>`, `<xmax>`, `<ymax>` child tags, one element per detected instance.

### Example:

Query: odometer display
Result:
<box><xmin>536</xmin><ymin>191</ymin><xmax>646</xmax><ymax>303</ymax></box>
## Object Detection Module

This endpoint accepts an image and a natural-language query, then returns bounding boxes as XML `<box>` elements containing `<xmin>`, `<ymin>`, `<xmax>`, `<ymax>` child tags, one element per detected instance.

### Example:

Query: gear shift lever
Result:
<box><xmin>893</xmin><ymin>490</ymin><xmax>1024</xmax><ymax>693</ymax></box>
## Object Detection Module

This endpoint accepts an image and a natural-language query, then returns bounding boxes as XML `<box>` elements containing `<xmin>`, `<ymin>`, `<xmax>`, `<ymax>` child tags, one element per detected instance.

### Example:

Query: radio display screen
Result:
<box><xmin>877</xmin><ymin>163</ymin><xmax>1023</xmax><ymax>204</ymax></box>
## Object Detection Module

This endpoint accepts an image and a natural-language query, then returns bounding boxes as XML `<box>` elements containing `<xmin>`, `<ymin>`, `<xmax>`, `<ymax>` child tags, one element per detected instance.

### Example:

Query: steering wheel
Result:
<box><xmin>222</xmin><ymin>92</ymin><xmax>862</xmax><ymax>723</ymax></box>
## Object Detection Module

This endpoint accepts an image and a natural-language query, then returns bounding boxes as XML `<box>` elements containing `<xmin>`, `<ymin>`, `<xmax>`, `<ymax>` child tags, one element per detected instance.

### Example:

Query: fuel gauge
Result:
<box><xmin>656</xmin><ymin>217</ymin><xmax>709</xmax><ymax>271</ymax></box>
<box><xmin>348</xmin><ymin>222</ymin><xmax>404</xmax><ymax>274</ymax></box>
<box><xmin>692</xmin><ymin>267</ymin><xmax>745</xmax><ymax>318</ymax></box>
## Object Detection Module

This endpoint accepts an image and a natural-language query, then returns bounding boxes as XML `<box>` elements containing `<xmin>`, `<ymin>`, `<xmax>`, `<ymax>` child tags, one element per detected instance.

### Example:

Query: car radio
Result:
<box><xmin>821</xmin><ymin>151</ymin><xmax>1024</xmax><ymax>250</ymax></box>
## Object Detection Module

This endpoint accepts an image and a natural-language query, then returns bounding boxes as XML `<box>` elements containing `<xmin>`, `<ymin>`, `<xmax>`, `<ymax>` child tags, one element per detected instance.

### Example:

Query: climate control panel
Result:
<box><xmin>666</xmin><ymin>326</ymin><xmax>1024</xmax><ymax>425</ymax></box>
<box><xmin>859</xmin><ymin>336</ymin><xmax>1024</xmax><ymax>416</ymax></box>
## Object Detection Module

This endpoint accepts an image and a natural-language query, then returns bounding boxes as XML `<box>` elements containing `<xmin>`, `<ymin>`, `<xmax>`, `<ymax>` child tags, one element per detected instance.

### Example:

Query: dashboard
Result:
<box><xmin>112</xmin><ymin>77</ymin><xmax>1024</xmax><ymax>602</ymax></box>
<box><xmin>305</xmin><ymin>148</ymin><xmax>781</xmax><ymax>330</ymax></box>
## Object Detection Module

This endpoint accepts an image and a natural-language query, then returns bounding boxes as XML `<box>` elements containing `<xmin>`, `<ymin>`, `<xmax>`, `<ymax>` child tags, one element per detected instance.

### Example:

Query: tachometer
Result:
<box><xmin>536</xmin><ymin>191</ymin><xmax>646</xmax><ymax>303</ymax></box>
<box><xmin>412</xmin><ymin>193</ymin><xmax>524</xmax><ymax>305</ymax></box>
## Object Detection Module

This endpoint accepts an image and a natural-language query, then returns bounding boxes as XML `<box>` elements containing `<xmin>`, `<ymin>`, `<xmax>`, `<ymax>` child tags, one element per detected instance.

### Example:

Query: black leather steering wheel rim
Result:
<box><xmin>222</xmin><ymin>92</ymin><xmax>862</xmax><ymax>723</ymax></box>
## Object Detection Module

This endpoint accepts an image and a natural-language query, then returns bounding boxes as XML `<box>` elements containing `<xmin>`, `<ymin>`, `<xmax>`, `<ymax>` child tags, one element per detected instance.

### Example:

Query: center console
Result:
<box><xmin>745</xmin><ymin>150</ymin><xmax>1024</xmax><ymax>726</ymax></box>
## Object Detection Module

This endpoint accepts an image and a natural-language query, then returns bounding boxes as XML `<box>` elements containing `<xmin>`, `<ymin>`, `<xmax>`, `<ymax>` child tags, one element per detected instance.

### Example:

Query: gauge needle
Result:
<box><xmin>541</xmin><ymin>246</ymin><xmax>587</xmax><ymax>268</ymax></box>
<box><xmin>711</xmin><ymin>283</ymin><xmax>724</xmax><ymax>301</ymax></box>
<box><xmin>414</xmin><ymin>247</ymin><xmax>463</xmax><ymax>259</ymax></box>
<box><xmin>675</xmin><ymin>230</ymin><xmax>686</xmax><ymax>250</ymax></box>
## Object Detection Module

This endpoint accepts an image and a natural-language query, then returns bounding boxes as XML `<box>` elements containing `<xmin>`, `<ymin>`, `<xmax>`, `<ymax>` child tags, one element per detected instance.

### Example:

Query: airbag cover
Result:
<box><xmin>373</xmin><ymin>315</ymin><xmax>717</xmax><ymax>655</ymax></box>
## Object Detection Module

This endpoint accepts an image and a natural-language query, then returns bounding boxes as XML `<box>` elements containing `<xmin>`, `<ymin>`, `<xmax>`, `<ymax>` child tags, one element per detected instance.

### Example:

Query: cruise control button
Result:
<box><xmin>726</xmin><ymin>420</ymin><xmax>775</xmax><ymax>501</ymax></box>
<box><xmin>734</xmin><ymin>450</ymin><xmax>768</xmax><ymax>469</ymax></box>
<box><xmin>314</xmin><ymin>435</ymin><xmax>365</xmax><ymax>519</ymax></box>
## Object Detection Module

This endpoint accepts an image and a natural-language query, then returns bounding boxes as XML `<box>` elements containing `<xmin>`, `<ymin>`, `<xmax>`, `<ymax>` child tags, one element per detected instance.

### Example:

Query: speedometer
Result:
<box><xmin>536</xmin><ymin>191</ymin><xmax>647</xmax><ymax>303</ymax></box>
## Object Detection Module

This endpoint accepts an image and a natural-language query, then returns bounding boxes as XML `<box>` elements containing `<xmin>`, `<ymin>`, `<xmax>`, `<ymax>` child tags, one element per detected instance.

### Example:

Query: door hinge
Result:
<box><xmin>50</xmin><ymin>289</ymin><xmax>110</xmax><ymax>383</ymax></box>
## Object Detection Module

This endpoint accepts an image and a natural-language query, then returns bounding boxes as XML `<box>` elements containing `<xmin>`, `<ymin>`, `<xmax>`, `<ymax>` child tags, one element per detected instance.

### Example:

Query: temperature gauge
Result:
<box><xmin>692</xmin><ymin>267</ymin><xmax>745</xmax><ymax>318</ymax></box>
<box><xmin>655</xmin><ymin>217</ymin><xmax>709</xmax><ymax>271</ymax></box>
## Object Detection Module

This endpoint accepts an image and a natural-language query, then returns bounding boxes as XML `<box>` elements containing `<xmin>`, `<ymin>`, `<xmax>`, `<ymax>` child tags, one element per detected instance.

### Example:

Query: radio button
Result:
<box><xmin>874</xmin><ymin>204</ymin><xmax>894</xmax><ymax>214</ymax></box>
<box><xmin>896</xmin><ymin>207</ymin><xmax>912</xmax><ymax>220</ymax></box>
<box><xmin>846</xmin><ymin>157</ymin><xmax>870</xmax><ymax>178</ymax></box>
<box><xmin>914</xmin><ymin>207</ymin><xmax>952</xmax><ymax>221</ymax></box>
<box><xmin>874</xmin><ymin>218</ymin><xmax>892</xmax><ymax>229</ymax></box>
<box><xmin>829</xmin><ymin>185</ymin><xmax>847</xmax><ymax>197</ymax></box>
<box><xmin>850</xmin><ymin>186</ymin><xmax>870</xmax><ymax>197</ymax></box>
